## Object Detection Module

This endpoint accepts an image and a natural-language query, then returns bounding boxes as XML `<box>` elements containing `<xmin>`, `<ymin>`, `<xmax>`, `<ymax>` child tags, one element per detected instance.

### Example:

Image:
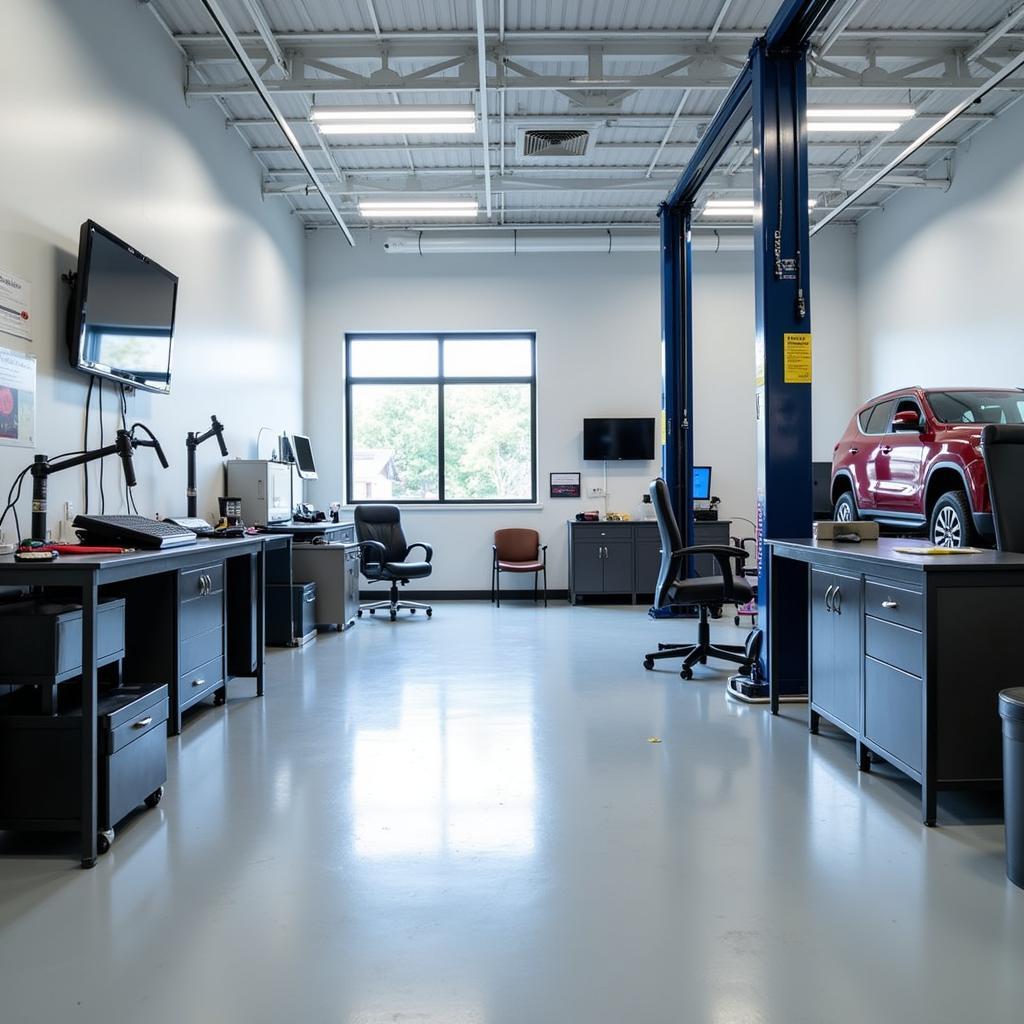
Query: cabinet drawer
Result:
<box><xmin>180</xmin><ymin>591</ymin><xmax>222</xmax><ymax>641</ymax></box>
<box><xmin>105</xmin><ymin>691</ymin><xmax>169</xmax><ymax>755</ymax></box>
<box><xmin>865</xmin><ymin>616</ymin><xmax>922</xmax><ymax>677</ymax></box>
<box><xmin>181</xmin><ymin>627</ymin><xmax>223</xmax><ymax>676</ymax></box>
<box><xmin>864</xmin><ymin>657</ymin><xmax>922</xmax><ymax>772</ymax></box>
<box><xmin>572</xmin><ymin>524</ymin><xmax>631</xmax><ymax>539</ymax></box>
<box><xmin>864</xmin><ymin>579</ymin><xmax>923</xmax><ymax>630</ymax></box>
<box><xmin>179</xmin><ymin>563</ymin><xmax>224</xmax><ymax>601</ymax></box>
<box><xmin>179</xmin><ymin>655</ymin><xmax>223</xmax><ymax>706</ymax></box>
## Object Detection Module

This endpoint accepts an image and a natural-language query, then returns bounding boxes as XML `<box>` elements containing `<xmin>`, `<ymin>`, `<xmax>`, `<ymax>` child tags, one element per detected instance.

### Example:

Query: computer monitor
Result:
<box><xmin>692</xmin><ymin>465</ymin><xmax>712</xmax><ymax>502</ymax></box>
<box><xmin>291</xmin><ymin>434</ymin><xmax>318</xmax><ymax>480</ymax></box>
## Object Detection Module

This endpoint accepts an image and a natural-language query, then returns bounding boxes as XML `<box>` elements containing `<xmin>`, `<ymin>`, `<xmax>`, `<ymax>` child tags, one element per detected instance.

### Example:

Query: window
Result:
<box><xmin>345</xmin><ymin>333</ymin><xmax>536</xmax><ymax>504</ymax></box>
<box><xmin>926</xmin><ymin>390</ymin><xmax>1024</xmax><ymax>425</ymax></box>
<box><xmin>863</xmin><ymin>400</ymin><xmax>896</xmax><ymax>435</ymax></box>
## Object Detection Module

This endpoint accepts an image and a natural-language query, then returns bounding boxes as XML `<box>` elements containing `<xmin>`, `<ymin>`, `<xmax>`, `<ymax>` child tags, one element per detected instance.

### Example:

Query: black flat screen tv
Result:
<box><xmin>583</xmin><ymin>417</ymin><xmax>656</xmax><ymax>461</ymax></box>
<box><xmin>67</xmin><ymin>220</ymin><xmax>178</xmax><ymax>395</ymax></box>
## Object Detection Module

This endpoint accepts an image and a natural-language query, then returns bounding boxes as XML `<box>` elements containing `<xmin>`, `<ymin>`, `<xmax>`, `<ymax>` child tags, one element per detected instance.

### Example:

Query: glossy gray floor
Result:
<box><xmin>1</xmin><ymin>602</ymin><xmax>1022</xmax><ymax>1023</ymax></box>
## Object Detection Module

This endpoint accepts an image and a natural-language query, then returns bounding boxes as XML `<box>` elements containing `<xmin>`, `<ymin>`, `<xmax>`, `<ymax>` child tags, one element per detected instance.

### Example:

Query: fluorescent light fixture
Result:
<box><xmin>807</xmin><ymin>121</ymin><xmax>905</xmax><ymax>133</ymax></box>
<box><xmin>808</xmin><ymin>107</ymin><xmax>915</xmax><ymax>119</ymax></box>
<box><xmin>701</xmin><ymin>199</ymin><xmax>816</xmax><ymax>217</ymax></box>
<box><xmin>359</xmin><ymin>200</ymin><xmax>480</xmax><ymax>219</ymax></box>
<box><xmin>311</xmin><ymin>105</ymin><xmax>477</xmax><ymax>135</ymax></box>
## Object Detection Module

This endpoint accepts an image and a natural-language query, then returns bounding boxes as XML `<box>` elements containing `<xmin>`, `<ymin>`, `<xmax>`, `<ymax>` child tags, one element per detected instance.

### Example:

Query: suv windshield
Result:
<box><xmin>926</xmin><ymin>390</ymin><xmax>1024</xmax><ymax>425</ymax></box>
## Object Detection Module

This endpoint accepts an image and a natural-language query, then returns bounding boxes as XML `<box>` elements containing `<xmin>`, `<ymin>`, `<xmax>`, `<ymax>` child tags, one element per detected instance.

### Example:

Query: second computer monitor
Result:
<box><xmin>291</xmin><ymin>434</ymin><xmax>318</xmax><ymax>480</ymax></box>
<box><xmin>692</xmin><ymin>465</ymin><xmax>712</xmax><ymax>502</ymax></box>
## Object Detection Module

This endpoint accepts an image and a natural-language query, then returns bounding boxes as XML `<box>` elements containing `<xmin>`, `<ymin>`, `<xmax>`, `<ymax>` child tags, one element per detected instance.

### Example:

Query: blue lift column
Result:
<box><xmin>659</xmin><ymin>202</ymin><xmax>694</xmax><ymax>547</ymax></box>
<box><xmin>750</xmin><ymin>38</ymin><xmax>814</xmax><ymax>707</ymax></box>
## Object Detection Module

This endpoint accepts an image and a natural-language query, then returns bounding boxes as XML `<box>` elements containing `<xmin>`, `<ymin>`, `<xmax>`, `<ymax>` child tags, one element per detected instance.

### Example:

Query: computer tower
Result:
<box><xmin>225</xmin><ymin>460</ymin><xmax>292</xmax><ymax>526</ymax></box>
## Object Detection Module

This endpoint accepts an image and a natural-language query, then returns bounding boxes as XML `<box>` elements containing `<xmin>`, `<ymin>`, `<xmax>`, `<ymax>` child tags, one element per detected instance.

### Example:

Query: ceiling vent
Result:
<box><xmin>516</xmin><ymin>127</ymin><xmax>595</xmax><ymax>159</ymax></box>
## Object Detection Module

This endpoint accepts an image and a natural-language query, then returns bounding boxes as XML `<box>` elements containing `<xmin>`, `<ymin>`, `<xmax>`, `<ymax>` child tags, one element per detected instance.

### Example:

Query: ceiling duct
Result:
<box><xmin>382</xmin><ymin>230</ymin><xmax>753</xmax><ymax>255</ymax></box>
<box><xmin>516</xmin><ymin>127</ymin><xmax>595</xmax><ymax>160</ymax></box>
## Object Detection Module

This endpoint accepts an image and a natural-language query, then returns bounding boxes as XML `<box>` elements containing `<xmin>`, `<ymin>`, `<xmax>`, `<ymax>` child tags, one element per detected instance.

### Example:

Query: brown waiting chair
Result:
<box><xmin>491</xmin><ymin>529</ymin><xmax>547</xmax><ymax>607</ymax></box>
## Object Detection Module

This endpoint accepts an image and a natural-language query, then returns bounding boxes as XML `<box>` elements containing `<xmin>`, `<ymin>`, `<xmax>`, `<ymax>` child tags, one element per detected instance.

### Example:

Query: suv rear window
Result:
<box><xmin>926</xmin><ymin>390</ymin><xmax>1024</xmax><ymax>424</ymax></box>
<box><xmin>861</xmin><ymin>400</ymin><xmax>895</xmax><ymax>435</ymax></box>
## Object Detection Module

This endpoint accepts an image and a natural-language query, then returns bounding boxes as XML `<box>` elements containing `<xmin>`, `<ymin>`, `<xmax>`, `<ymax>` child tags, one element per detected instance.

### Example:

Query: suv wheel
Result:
<box><xmin>930</xmin><ymin>490</ymin><xmax>975</xmax><ymax>548</ymax></box>
<box><xmin>834</xmin><ymin>492</ymin><xmax>858</xmax><ymax>523</ymax></box>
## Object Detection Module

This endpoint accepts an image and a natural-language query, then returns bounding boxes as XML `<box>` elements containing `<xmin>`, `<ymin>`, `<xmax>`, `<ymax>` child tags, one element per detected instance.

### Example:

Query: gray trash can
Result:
<box><xmin>999</xmin><ymin>687</ymin><xmax>1024</xmax><ymax>888</ymax></box>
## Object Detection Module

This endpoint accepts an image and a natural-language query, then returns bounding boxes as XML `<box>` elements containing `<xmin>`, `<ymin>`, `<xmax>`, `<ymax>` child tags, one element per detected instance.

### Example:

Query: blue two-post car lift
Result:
<box><xmin>659</xmin><ymin>0</ymin><xmax>841</xmax><ymax>705</ymax></box>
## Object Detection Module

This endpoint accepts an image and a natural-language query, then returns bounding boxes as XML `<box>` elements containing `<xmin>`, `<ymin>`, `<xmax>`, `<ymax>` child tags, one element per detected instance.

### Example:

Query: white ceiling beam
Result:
<box><xmin>197</xmin><ymin>0</ymin><xmax>354</xmax><ymax>244</ymax></box>
<box><xmin>968</xmin><ymin>5</ymin><xmax>1024</xmax><ymax>62</ymax></box>
<box><xmin>817</xmin><ymin>0</ymin><xmax>870</xmax><ymax>56</ymax></box>
<box><xmin>646</xmin><ymin>89</ymin><xmax>689</xmax><ymax>177</ymax></box>
<box><xmin>236</xmin><ymin>0</ymin><xmax>287</xmax><ymax>73</ymax></box>
<box><xmin>708</xmin><ymin>1</ymin><xmax>735</xmax><ymax>43</ymax></box>
<box><xmin>474</xmin><ymin>0</ymin><xmax>492</xmax><ymax>218</ymax></box>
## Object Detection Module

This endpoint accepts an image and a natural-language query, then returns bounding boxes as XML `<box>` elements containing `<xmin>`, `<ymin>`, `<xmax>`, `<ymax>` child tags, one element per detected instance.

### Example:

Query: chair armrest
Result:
<box><xmin>357</xmin><ymin>539</ymin><xmax>387</xmax><ymax>567</ymax></box>
<box><xmin>674</xmin><ymin>544</ymin><xmax>748</xmax><ymax>590</ymax></box>
<box><xmin>407</xmin><ymin>542</ymin><xmax>433</xmax><ymax>563</ymax></box>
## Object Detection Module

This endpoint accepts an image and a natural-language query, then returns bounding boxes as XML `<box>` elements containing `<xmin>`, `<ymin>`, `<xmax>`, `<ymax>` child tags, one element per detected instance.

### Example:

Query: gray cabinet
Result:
<box><xmin>568</xmin><ymin>519</ymin><xmax>733</xmax><ymax>604</ymax></box>
<box><xmin>809</xmin><ymin>568</ymin><xmax>860</xmax><ymax>732</ymax></box>
<box><xmin>291</xmin><ymin>543</ymin><xmax>361</xmax><ymax>630</ymax></box>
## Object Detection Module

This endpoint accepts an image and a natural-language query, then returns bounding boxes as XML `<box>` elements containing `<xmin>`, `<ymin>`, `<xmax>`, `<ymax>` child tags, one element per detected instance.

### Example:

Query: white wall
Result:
<box><xmin>0</xmin><ymin>0</ymin><xmax>304</xmax><ymax>542</ymax></box>
<box><xmin>857</xmin><ymin>98</ymin><xmax>1024</xmax><ymax>400</ymax></box>
<box><xmin>304</xmin><ymin>229</ymin><xmax>858</xmax><ymax>591</ymax></box>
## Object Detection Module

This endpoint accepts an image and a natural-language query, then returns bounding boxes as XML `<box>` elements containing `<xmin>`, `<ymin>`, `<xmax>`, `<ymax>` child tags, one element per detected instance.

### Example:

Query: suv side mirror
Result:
<box><xmin>892</xmin><ymin>410</ymin><xmax>922</xmax><ymax>432</ymax></box>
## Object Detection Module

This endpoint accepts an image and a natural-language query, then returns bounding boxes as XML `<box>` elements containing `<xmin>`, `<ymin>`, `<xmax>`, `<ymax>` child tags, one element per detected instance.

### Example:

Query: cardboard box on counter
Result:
<box><xmin>813</xmin><ymin>520</ymin><xmax>880</xmax><ymax>541</ymax></box>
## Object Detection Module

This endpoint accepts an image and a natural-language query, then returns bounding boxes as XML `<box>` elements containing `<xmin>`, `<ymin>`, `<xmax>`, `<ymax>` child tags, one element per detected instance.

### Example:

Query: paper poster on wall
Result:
<box><xmin>0</xmin><ymin>269</ymin><xmax>32</xmax><ymax>342</ymax></box>
<box><xmin>783</xmin><ymin>332</ymin><xmax>812</xmax><ymax>384</ymax></box>
<box><xmin>0</xmin><ymin>346</ymin><xmax>36</xmax><ymax>447</ymax></box>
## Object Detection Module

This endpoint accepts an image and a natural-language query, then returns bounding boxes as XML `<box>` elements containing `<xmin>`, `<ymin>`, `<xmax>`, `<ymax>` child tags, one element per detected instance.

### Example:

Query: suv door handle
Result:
<box><xmin>880</xmin><ymin>445</ymin><xmax>893</xmax><ymax>454</ymax></box>
<box><xmin>848</xmin><ymin>447</ymin><xmax>859</xmax><ymax>454</ymax></box>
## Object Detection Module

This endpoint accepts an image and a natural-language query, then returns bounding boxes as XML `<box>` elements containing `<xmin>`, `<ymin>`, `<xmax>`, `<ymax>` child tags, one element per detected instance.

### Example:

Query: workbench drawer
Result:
<box><xmin>179</xmin><ymin>563</ymin><xmax>224</xmax><ymax>601</ymax></box>
<box><xmin>865</xmin><ymin>616</ymin><xmax>922</xmax><ymax>677</ymax></box>
<box><xmin>864</xmin><ymin>657</ymin><xmax>922</xmax><ymax>772</ymax></box>
<box><xmin>180</xmin><ymin>627</ymin><xmax>223</xmax><ymax>677</ymax></box>
<box><xmin>178</xmin><ymin>655</ymin><xmax>223</xmax><ymax>707</ymax></box>
<box><xmin>101</xmin><ymin>685</ymin><xmax>169</xmax><ymax>755</ymax></box>
<box><xmin>864</xmin><ymin>579</ymin><xmax>923</xmax><ymax>630</ymax></box>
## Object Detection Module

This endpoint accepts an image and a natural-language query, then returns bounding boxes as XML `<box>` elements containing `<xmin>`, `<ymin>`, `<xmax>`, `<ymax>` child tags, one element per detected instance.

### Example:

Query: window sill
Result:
<box><xmin>343</xmin><ymin>503</ymin><xmax>545</xmax><ymax>512</ymax></box>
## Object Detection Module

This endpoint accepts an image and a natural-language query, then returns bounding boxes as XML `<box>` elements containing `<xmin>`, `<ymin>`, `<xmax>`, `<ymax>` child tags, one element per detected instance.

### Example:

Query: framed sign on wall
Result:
<box><xmin>550</xmin><ymin>472</ymin><xmax>581</xmax><ymax>498</ymax></box>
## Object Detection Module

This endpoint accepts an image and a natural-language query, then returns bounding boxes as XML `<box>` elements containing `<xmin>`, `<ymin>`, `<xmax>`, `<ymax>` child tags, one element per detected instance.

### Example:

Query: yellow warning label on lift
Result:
<box><xmin>784</xmin><ymin>332</ymin><xmax>812</xmax><ymax>383</ymax></box>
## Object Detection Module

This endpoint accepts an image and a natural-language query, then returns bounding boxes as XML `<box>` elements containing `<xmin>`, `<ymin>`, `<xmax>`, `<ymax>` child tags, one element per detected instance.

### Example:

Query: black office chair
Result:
<box><xmin>981</xmin><ymin>424</ymin><xmax>1024</xmax><ymax>552</ymax></box>
<box><xmin>643</xmin><ymin>478</ymin><xmax>759</xmax><ymax>680</ymax></box>
<box><xmin>354</xmin><ymin>505</ymin><xmax>433</xmax><ymax>621</ymax></box>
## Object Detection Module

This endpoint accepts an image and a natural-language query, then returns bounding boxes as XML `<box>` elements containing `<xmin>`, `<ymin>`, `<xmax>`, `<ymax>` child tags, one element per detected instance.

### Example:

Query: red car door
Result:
<box><xmin>872</xmin><ymin>396</ymin><xmax>928</xmax><ymax>514</ymax></box>
<box><xmin>858</xmin><ymin>398</ymin><xmax>896</xmax><ymax>511</ymax></box>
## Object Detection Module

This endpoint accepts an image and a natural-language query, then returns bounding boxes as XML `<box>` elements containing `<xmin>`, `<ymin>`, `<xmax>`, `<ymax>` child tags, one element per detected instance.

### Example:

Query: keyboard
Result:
<box><xmin>165</xmin><ymin>517</ymin><xmax>215</xmax><ymax>537</ymax></box>
<box><xmin>73</xmin><ymin>514</ymin><xmax>198</xmax><ymax>549</ymax></box>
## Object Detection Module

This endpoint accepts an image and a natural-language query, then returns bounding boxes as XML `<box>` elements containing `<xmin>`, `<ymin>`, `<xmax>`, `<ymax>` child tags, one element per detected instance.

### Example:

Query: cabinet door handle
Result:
<box><xmin>881</xmin><ymin>599</ymin><xmax>899</xmax><ymax>610</ymax></box>
<box><xmin>833</xmin><ymin>586</ymin><xmax>842</xmax><ymax>614</ymax></box>
<box><xmin>824</xmin><ymin>584</ymin><xmax>835</xmax><ymax>612</ymax></box>
<box><xmin>191</xmin><ymin>678</ymin><xmax>206</xmax><ymax>688</ymax></box>
<box><xmin>197</xmin><ymin>575</ymin><xmax>206</xmax><ymax>595</ymax></box>
<box><xmin>132</xmin><ymin>716</ymin><xmax>153</xmax><ymax>729</ymax></box>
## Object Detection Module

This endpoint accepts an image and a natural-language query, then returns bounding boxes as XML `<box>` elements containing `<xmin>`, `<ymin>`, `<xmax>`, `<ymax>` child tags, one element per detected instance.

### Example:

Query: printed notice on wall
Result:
<box><xmin>0</xmin><ymin>269</ymin><xmax>32</xmax><ymax>343</ymax></box>
<box><xmin>0</xmin><ymin>346</ymin><xmax>36</xmax><ymax>447</ymax></box>
<box><xmin>783</xmin><ymin>332</ymin><xmax>812</xmax><ymax>384</ymax></box>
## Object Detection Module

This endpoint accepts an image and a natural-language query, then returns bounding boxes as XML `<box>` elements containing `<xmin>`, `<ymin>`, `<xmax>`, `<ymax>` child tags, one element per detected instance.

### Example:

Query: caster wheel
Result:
<box><xmin>426</xmin><ymin>608</ymin><xmax>432</xmax><ymax>618</ymax></box>
<box><xmin>145</xmin><ymin>786</ymin><xmax>164</xmax><ymax>809</ymax></box>
<box><xmin>699</xmin><ymin>656</ymin><xmax>707</xmax><ymax>665</ymax></box>
<box><xmin>410</xmin><ymin>608</ymin><xmax>417</xmax><ymax>614</ymax></box>
<box><xmin>734</xmin><ymin>616</ymin><xmax>741</xmax><ymax>627</ymax></box>
<box><xmin>96</xmin><ymin>829</ymin><xmax>114</xmax><ymax>855</ymax></box>
<box><xmin>357</xmin><ymin>609</ymin><xmax>363</xmax><ymax>618</ymax></box>
<box><xmin>369</xmin><ymin>609</ymin><xmax>376</xmax><ymax>615</ymax></box>
<box><xmin>213</xmin><ymin>690</ymin><xmax>226</xmax><ymax>707</ymax></box>
<box><xmin>680</xmin><ymin>667</ymin><xmax>693</xmax><ymax>680</ymax></box>
<box><xmin>643</xmin><ymin>657</ymin><xmax>654</xmax><ymax>670</ymax></box>
<box><xmin>390</xmin><ymin>610</ymin><xmax>397</xmax><ymax>621</ymax></box>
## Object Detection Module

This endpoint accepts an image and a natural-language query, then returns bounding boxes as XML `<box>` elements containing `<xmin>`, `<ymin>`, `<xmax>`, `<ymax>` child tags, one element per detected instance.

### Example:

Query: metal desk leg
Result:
<box><xmin>80</xmin><ymin>575</ymin><xmax>99</xmax><ymax>868</ymax></box>
<box><xmin>255</xmin><ymin>546</ymin><xmax>266</xmax><ymax>697</ymax></box>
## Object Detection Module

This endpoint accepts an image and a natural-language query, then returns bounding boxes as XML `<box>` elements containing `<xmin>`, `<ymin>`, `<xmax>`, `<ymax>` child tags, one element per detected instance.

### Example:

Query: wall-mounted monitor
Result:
<box><xmin>583</xmin><ymin>417</ymin><xmax>656</xmax><ymax>461</ymax></box>
<box><xmin>67</xmin><ymin>220</ymin><xmax>178</xmax><ymax>395</ymax></box>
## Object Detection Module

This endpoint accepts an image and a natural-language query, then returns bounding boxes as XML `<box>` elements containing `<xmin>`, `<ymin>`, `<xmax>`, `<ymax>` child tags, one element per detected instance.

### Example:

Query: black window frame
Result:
<box><xmin>344</xmin><ymin>331</ymin><xmax>538</xmax><ymax>506</ymax></box>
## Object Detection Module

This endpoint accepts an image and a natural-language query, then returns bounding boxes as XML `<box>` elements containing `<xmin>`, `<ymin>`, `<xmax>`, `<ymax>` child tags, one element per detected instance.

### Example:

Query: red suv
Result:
<box><xmin>831</xmin><ymin>387</ymin><xmax>1024</xmax><ymax>547</ymax></box>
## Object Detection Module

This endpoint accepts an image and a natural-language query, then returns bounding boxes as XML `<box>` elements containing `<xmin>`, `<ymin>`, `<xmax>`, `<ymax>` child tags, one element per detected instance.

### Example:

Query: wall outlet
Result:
<box><xmin>588</xmin><ymin>486</ymin><xmax>606</xmax><ymax>498</ymax></box>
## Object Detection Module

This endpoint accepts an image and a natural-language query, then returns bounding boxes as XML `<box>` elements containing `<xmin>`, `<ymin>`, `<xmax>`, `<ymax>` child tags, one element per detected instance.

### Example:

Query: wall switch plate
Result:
<box><xmin>588</xmin><ymin>486</ymin><xmax>606</xmax><ymax>497</ymax></box>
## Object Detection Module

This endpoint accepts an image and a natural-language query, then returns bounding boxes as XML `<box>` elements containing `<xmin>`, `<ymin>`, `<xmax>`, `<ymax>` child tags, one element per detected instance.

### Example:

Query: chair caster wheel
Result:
<box><xmin>680</xmin><ymin>667</ymin><xmax>693</xmax><ymax>680</ymax></box>
<box><xmin>97</xmin><ymin>829</ymin><xmax>115</xmax><ymax>855</ymax></box>
<box><xmin>390</xmin><ymin>610</ymin><xmax>397</xmax><ymax>621</ymax></box>
<box><xmin>410</xmin><ymin>608</ymin><xmax>416</xmax><ymax>614</ymax></box>
<box><xmin>369</xmin><ymin>609</ymin><xmax>376</xmax><ymax>615</ymax></box>
<box><xmin>213</xmin><ymin>689</ymin><xmax>226</xmax><ymax>706</ymax></box>
<box><xmin>145</xmin><ymin>786</ymin><xmax>164</xmax><ymax>809</ymax></box>
<box><xmin>357</xmin><ymin>609</ymin><xmax>363</xmax><ymax>618</ymax></box>
<box><xmin>734</xmin><ymin>616</ymin><xmax>741</xmax><ymax>626</ymax></box>
<box><xmin>643</xmin><ymin>657</ymin><xmax>654</xmax><ymax>670</ymax></box>
<box><xmin>426</xmin><ymin>608</ymin><xmax>432</xmax><ymax>617</ymax></box>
